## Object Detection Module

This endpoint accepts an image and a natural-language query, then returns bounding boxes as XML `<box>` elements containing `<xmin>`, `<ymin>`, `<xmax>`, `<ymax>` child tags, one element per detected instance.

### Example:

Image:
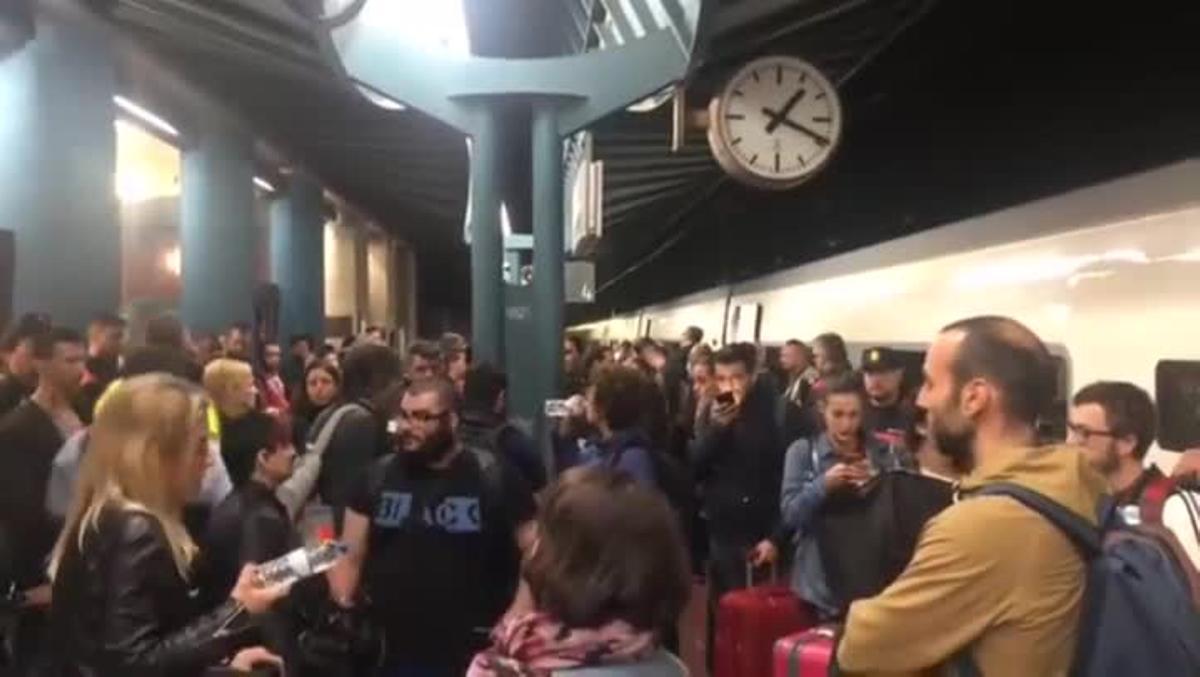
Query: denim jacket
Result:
<box><xmin>572</xmin><ymin>428</ymin><xmax>657</xmax><ymax>489</ymax></box>
<box><xmin>780</xmin><ymin>434</ymin><xmax>903</xmax><ymax>615</ymax></box>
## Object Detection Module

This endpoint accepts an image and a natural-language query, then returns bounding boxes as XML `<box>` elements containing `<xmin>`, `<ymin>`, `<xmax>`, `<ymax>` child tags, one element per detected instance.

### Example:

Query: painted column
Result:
<box><xmin>269</xmin><ymin>173</ymin><xmax>325</xmax><ymax>341</ymax></box>
<box><xmin>530</xmin><ymin>102</ymin><xmax>565</xmax><ymax>447</ymax></box>
<box><xmin>468</xmin><ymin>107</ymin><xmax>505</xmax><ymax>367</ymax></box>
<box><xmin>180</xmin><ymin>124</ymin><xmax>256</xmax><ymax>333</ymax></box>
<box><xmin>0</xmin><ymin>11</ymin><xmax>119</xmax><ymax>328</ymax></box>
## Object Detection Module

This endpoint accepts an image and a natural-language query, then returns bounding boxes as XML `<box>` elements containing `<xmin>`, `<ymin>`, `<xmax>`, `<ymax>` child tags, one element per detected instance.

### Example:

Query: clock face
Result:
<box><xmin>708</xmin><ymin>56</ymin><xmax>843</xmax><ymax>190</ymax></box>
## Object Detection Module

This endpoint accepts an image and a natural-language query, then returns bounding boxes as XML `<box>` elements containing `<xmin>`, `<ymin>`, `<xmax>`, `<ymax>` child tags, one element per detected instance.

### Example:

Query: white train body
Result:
<box><xmin>575</xmin><ymin>160</ymin><xmax>1200</xmax><ymax>469</ymax></box>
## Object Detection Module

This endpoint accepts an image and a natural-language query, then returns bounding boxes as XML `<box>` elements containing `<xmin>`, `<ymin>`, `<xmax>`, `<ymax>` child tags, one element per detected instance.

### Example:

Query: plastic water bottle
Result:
<box><xmin>256</xmin><ymin>540</ymin><xmax>349</xmax><ymax>587</ymax></box>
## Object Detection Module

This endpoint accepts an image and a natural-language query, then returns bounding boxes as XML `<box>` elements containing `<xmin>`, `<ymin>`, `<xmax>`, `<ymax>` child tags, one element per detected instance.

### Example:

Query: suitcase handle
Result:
<box><xmin>745</xmin><ymin>560</ymin><xmax>779</xmax><ymax>587</ymax></box>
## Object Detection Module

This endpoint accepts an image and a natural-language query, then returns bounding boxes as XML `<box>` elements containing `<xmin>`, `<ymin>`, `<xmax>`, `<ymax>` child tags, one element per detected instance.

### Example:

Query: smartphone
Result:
<box><xmin>544</xmin><ymin>399</ymin><xmax>570</xmax><ymax>418</ymax></box>
<box><xmin>716</xmin><ymin>392</ymin><xmax>735</xmax><ymax>406</ymax></box>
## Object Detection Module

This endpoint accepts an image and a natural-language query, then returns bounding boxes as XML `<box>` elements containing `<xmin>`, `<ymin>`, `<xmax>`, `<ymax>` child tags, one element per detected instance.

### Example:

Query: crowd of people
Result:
<box><xmin>0</xmin><ymin>308</ymin><xmax>1197</xmax><ymax>676</ymax></box>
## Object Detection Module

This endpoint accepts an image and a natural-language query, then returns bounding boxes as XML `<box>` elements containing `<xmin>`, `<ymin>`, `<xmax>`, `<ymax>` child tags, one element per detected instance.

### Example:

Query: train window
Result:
<box><xmin>1156</xmin><ymin>361</ymin><xmax>1200</xmax><ymax>451</ymax></box>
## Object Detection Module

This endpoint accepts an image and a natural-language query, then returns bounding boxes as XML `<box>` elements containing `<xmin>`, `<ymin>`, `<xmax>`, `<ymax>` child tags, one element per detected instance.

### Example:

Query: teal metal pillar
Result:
<box><xmin>270</xmin><ymin>172</ymin><xmax>326</xmax><ymax>341</ymax></box>
<box><xmin>0</xmin><ymin>11</ymin><xmax>119</xmax><ymax>328</ymax></box>
<box><xmin>468</xmin><ymin>107</ymin><xmax>504</xmax><ymax>366</ymax></box>
<box><xmin>181</xmin><ymin>125</ymin><xmax>257</xmax><ymax>333</ymax></box>
<box><xmin>531</xmin><ymin>102</ymin><xmax>566</xmax><ymax>442</ymax></box>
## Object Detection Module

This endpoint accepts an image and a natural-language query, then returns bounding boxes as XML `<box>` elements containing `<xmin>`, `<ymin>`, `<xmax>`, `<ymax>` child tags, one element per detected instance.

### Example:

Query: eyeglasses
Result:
<box><xmin>394</xmin><ymin>409</ymin><xmax>450</xmax><ymax>425</ymax></box>
<box><xmin>1066</xmin><ymin>422</ymin><xmax>1116</xmax><ymax>441</ymax></box>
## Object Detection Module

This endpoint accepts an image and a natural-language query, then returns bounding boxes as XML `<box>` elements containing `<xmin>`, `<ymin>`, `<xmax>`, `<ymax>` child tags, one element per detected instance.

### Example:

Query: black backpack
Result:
<box><xmin>815</xmin><ymin>469</ymin><xmax>954</xmax><ymax>612</ymax></box>
<box><xmin>611</xmin><ymin>443</ymin><xmax>696</xmax><ymax>542</ymax></box>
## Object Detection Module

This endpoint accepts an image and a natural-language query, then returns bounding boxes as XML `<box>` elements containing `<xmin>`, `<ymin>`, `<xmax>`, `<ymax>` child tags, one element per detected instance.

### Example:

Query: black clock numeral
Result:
<box><xmin>731</xmin><ymin>137</ymin><xmax>743</xmax><ymax>146</ymax></box>
<box><xmin>752</xmin><ymin>70</ymin><xmax>760</xmax><ymax>83</ymax></box>
<box><xmin>776</xmin><ymin>65</ymin><xmax>782</xmax><ymax>85</ymax></box>
<box><xmin>726</xmin><ymin>113</ymin><xmax>745</xmax><ymax>121</ymax></box>
<box><xmin>815</xmin><ymin>92</ymin><xmax>826</xmax><ymax>100</ymax></box>
<box><xmin>797</xmin><ymin>154</ymin><xmax>807</xmax><ymax>167</ymax></box>
<box><xmin>812</xmin><ymin>116</ymin><xmax>831</xmax><ymax>123</ymax></box>
<box><xmin>749</xmin><ymin>153</ymin><xmax>759</xmax><ymax>166</ymax></box>
<box><xmin>774</xmin><ymin>152</ymin><xmax>780</xmax><ymax>173</ymax></box>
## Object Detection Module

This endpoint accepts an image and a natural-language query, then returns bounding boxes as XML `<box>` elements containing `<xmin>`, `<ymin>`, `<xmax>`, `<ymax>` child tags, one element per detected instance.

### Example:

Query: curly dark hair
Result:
<box><xmin>589</xmin><ymin>363</ymin><xmax>652</xmax><ymax>431</ymax></box>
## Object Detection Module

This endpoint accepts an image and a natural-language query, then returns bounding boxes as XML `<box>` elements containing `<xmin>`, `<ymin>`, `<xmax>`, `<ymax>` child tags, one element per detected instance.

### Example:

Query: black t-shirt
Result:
<box><xmin>347</xmin><ymin>448</ymin><xmax>535</xmax><ymax>668</ymax></box>
<box><xmin>864</xmin><ymin>402</ymin><xmax>915</xmax><ymax>450</ymax></box>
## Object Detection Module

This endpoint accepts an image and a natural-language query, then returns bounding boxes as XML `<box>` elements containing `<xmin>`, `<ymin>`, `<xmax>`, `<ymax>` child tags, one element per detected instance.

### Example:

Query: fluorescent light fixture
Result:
<box><xmin>253</xmin><ymin>176</ymin><xmax>276</xmax><ymax>192</ymax></box>
<box><xmin>361</xmin><ymin>0</ymin><xmax>470</xmax><ymax>56</ymax></box>
<box><xmin>113</xmin><ymin>95</ymin><xmax>178</xmax><ymax>137</ymax></box>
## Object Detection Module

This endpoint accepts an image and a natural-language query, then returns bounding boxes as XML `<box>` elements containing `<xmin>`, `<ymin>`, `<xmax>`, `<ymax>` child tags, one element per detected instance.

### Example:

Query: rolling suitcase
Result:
<box><xmin>773</xmin><ymin>626</ymin><xmax>836</xmax><ymax>677</ymax></box>
<box><xmin>714</xmin><ymin>564</ymin><xmax>815</xmax><ymax>677</ymax></box>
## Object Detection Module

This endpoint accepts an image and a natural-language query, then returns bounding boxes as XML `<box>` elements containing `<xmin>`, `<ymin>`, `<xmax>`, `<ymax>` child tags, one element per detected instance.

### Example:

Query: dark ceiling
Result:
<box><xmin>581</xmin><ymin>0</ymin><xmax>1200</xmax><ymax>319</ymax></box>
<box><xmin>87</xmin><ymin>0</ymin><xmax>935</xmax><ymax>326</ymax></box>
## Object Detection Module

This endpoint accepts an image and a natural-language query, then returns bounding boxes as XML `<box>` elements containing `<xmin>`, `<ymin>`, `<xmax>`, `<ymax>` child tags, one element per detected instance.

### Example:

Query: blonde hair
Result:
<box><xmin>49</xmin><ymin>374</ymin><xmax>208</xmax><ymax>580</ymax></box>
<box><xmin>203</xmin><ymin>358</ymin><xmax>254</xmax><ymax>417</ymax></box>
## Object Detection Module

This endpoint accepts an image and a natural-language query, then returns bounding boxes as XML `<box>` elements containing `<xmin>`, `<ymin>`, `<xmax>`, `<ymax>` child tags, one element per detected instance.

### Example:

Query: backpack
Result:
<box><xmin>611</xmin><ymin>442</ymin><xmax>695</xmax><ymax>541</ymax></box>
<box><xmin>815</xmin><ymin>469</ymin><xmax>953</xmax><ymax>611</ymax></box>
<box><xmin>973</xmin><ymin>483</ymin><xmax>1200</xmax><ymax>677</ymax></box>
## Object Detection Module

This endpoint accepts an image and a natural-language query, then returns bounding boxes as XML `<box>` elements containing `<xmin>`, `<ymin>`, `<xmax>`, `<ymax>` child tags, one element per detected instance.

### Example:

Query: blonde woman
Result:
<box><xmin>204</xmin><ymin>357</ymin><xmax>273</xmax><ymax>488</ymax></box>
<box><xmin>43</xmin><ymin>374</ymin><xmax>290</xmax><ymax>676</ymax></box>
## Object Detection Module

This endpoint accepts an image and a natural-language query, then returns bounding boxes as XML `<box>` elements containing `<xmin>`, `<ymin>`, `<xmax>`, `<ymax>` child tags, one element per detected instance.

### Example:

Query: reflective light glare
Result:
<box><xmin>356</xmin><ymin>83</ymin><xmax>406</xmax><ymax>111</ymax></box>
<box><xmin>113</xmin><ymin>95</ymin><xmax>179</xmax><ymax>137</ymax></box>
<box><xmin>162</xmin><ymin>246</ymin><xmax>182</xmax><ymax>277</ymax></box>
<box><xmin>253</xmin><ymin>176</ymin><xmax>276</xmax><ymax>192</ymax></box>
<box><xmin>362</xmin><ymin>0</ymin><xmax>470</xmax><ymax>56</ymax></box>
<box><xmin>953</xmin><ymin>248</ymin><xmax>1149</xmax><ymax>290</ymax></box>
<box><xmin>114</xmin><ymin>169</ymin><xmax>154</xmax><ymax>204</ymax></box>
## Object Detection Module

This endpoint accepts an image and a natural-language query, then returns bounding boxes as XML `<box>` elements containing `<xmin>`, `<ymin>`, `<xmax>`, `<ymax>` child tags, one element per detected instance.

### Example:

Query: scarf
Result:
<box><xmin>467</xmin><ymin>612</ymin><xmax>656</xmax><ymax>677</ymax></box>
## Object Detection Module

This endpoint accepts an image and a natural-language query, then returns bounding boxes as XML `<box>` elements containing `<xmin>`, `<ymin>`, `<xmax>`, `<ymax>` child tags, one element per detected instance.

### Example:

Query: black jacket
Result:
<box><xmin>198</xmin><ymin>480</ymin><xmax>298</xmax><ymax>611</ymax></box>
<box><xmin>0</xmin><ymin>401</ymin><xmax>66</xmax><ymax>590</ymax></box>
<box><xmin>42</xmin><ymin>507</ymin><xmax>251</xmax><ymax>677</ymax></box>
<box><xmin>689</xmin><ymin>378</ymin><xmax>787</xmax><ymax>546</ymax></box>
<box><xmin>0</xmin><ymin>373</ymin><xmax>34</xmax><ymax>419</ymax></box>
<box><xmin>459</xmin><ymin>411</ymin><xmax>547</xmax><ymax>491</ymax></box>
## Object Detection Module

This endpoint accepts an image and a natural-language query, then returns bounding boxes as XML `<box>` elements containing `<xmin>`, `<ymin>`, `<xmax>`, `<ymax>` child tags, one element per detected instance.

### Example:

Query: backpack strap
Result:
<box><xmin>1139</xmin><ymin>472</ymin><xmax>1177</xmax><ymax>525</ymax></box>
<box><xmin>973</xmin><ymin>482</ymin><xmax>1104</xmax><ymax>557</ymax></box>
<box><xmin>1182</xmin><ymin>491</ymin><xmax>1200</xmax><ymax>546</ymax></box>
<box><xmin>465</xmin><ymin>445</ymin><xmax>507</xmax><ymax>523</ymax></box>
<box><xmin>277</xmin><ymin>402</ymin><xmax>367</xmax><ymax>519</ymax></box>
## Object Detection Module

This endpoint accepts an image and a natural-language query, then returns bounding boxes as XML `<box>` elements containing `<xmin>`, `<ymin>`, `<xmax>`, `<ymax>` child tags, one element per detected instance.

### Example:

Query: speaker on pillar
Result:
<box><xmin>253</xmin><ymin>283</ymin><xmax>281</xmax><ymax>346</ymax></box>
<box><xmin>0</xmin><ymin>0</ymin><xmax>33</xmax><ymax>60</ymax></box>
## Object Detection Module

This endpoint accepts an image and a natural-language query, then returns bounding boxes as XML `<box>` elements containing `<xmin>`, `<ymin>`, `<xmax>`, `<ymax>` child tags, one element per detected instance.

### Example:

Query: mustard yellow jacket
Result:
<box><xmin>837</xmin><ymin>444</ymin><xmax>1109</xmax><ymax>677</ymax></box>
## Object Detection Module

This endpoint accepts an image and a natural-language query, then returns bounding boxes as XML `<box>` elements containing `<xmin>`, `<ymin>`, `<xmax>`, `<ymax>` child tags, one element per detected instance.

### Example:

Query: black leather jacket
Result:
<box><xmin>41</xmin><ymin>507</ymin><xmax>251</xmax><ymax>677</ymax></box>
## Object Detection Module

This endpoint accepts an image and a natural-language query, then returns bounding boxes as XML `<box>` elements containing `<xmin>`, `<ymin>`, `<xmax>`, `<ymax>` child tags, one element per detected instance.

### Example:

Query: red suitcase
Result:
<box><xmin>714</xmin><ymin>565</ymin><xmax>815</xmax><ymax>677</ymax></box>
<box><xmin>773</xmin><ymin>626</ymin><xmax>836</xmax><ymax>677</ymax></box>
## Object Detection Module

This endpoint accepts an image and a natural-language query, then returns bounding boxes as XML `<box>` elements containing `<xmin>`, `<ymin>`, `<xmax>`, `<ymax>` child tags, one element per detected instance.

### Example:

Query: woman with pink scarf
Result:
<box><xmin>469</xmin><ymin>468</ymin><xmax>691</xmax><ymax>677</ymax></box>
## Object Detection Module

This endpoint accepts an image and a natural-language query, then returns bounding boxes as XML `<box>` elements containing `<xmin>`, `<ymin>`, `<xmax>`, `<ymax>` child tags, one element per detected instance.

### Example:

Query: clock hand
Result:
<box><xmin>778</xmin><ymin>117</ymin><xmax>831</xmax><ymax>147</ymax></box>
<box><xmin>763</xmin><ymin>89</ymin><xmax>807</xmax><ymax>134</ymax></box>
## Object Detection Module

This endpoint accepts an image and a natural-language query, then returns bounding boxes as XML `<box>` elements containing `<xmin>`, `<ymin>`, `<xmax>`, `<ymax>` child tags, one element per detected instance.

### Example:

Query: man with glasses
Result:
<box><xmin>330</xmin><ymin>377</ymin><xmax>535</xmax><ymax>677</ymax></box>
<box><xmin>1068</xmin><ymin>382</ymin><xmax>1199</xmax><ymax>569</ymax></box>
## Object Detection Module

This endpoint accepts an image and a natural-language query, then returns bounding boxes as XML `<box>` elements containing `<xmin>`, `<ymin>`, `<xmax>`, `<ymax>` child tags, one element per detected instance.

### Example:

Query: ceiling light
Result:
<box><xmin>253</xmin><ymin>176</ymin><xmax>276</xmax><ymax>192</ymax></box>
<box><xmin>113</xmin><ymin>95</ymin><xmax>178</xmax><ymax>137</ymax></box>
